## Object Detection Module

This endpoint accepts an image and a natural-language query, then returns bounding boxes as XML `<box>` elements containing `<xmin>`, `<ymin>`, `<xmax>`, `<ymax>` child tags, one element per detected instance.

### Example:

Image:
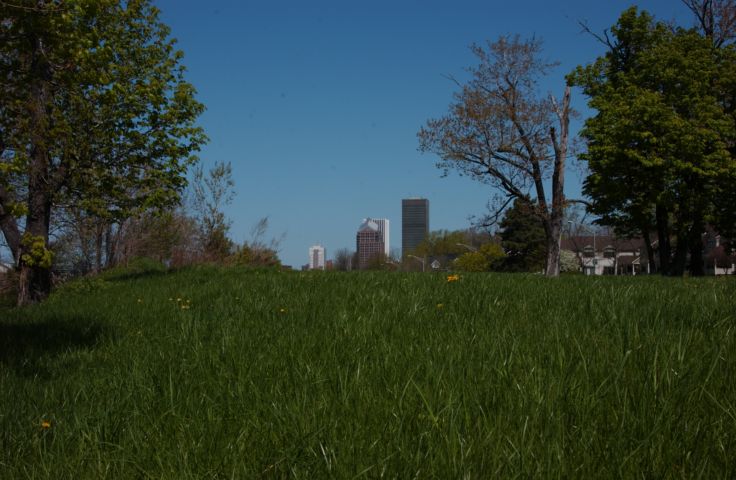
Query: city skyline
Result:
<box><xmin>149</xmin><ymin>0</ymin><xmax>694</xmax><ymax>268</ymax></box>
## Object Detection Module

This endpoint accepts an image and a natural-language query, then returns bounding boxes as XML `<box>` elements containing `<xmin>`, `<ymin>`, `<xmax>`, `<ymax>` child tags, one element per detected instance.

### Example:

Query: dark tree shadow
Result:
<box><xmin>0</xmin><ymin>318</ymin><xmax>113</xmax><ymax>377</ymax></box>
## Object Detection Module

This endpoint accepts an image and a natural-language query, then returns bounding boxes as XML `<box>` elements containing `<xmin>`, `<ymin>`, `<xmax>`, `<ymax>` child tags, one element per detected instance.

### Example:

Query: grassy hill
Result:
<box><xmin>1</xmin><ymin>267</ymin><xmax>734</xmax><ymax>478</ymax></box>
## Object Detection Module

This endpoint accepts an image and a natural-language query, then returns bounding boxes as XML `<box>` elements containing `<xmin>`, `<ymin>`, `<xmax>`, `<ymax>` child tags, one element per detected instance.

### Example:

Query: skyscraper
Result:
<box><xmin>366</xmin><ymin>218</ymin><xmax>390</xmax><ymax>257</ymax></box>
<box><xmin>356</xmin><ymin>219</ymin><xmax>385</xmax><ymax>269</ymax></box>
<box><xmin>402</xmin><ymin>198</ymin><xmax>429</xmax><ymax>256</ymax></box>
<box><xmin>308</xmin><ymin>244</ymin><xmax>325</xmax><ymax>270</ymax></box>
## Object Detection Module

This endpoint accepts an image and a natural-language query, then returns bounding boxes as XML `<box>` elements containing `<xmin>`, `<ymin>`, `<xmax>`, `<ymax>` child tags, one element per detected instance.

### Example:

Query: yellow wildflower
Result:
<box><xmin>279</xmin><ymin>308</ymin><xmax>287</xmax><ymax>313</ymax></box>
<box><xmin>436</xmin><ymin>303</ymin><xmax>444</xmax><ymax>309</ymax></box>
<box><xmin>41</xmin><ymin>420</ymin><xmax>51</xmax><ymax>429</ymax></box>
<box><xmin>446</xmin><ymin>274</ymin><xmax>460</xmax><ymax>282</ymax></box>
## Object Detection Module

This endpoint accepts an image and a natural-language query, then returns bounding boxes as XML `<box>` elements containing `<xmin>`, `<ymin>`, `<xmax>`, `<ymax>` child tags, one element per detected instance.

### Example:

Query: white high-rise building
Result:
<box><xmin>308</xmin><ymin>244</ymin><xmax>326</xmax><ymax>270</ymax></box>
<box><xmin>366</xmin><ymin>218</ymin><xmax>390</xmax><ymax>257</ymax></box>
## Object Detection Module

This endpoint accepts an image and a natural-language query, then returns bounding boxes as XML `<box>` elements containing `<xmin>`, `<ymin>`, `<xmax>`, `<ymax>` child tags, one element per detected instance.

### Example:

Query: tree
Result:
<box><xmin>454</xmin><ymin>243</ymin><xmax>505</xmax><ymax>272</ymax></box>
<box><xmin>559</xmin><ymin>249</ymin><xmax>580</xmax><ymax>273</ymax></box>
<box><xmin>413</xmin><ymin>230</ymin><xmax>468</xmax><ymax>258</ymax></box>
<box><xmin>0</xmin><ymin>0</ymin><xmax>205</xmax><ymax>304</ymax></box>
<box><xmin>570</xmin><ymin>7</ymin><xmax>736</xmax><ymax>276</ymax></box>
<box><xmin>418</xmin><ymin>36</ymin><xmax>572</xmax><ymax>277</ymax></box>
<box><xmin>333</xmin><ymin>248</ymin><xmax>354</xmax><ymax>271</ymax></box>
<box><xmin>231</xmin><ymin>217</ymin><xmax>284</xmax><ymax>268</ymax></box>
<box><xmin>682</xmin><ymin>0</ymin><xmax>736</xmax><ymax>47</ymax></box>
<box><xmin>191</xmin><ymin>161</ymin><xmax>236</xmax><ymax>260</ymax></box>
<box><xmin>498</xmin><ymin>197</ymin><xmax>547</xmax><ymax>273</ymax></box>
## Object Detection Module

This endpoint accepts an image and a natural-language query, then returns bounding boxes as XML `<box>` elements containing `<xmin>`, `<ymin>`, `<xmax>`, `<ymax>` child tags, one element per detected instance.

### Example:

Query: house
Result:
<box><xmin>562</xmin><ymin>231</ymin><xmax>735</xmax><ymax>276</ymax></box>
<box><xmin>703</xmin><ymin>232</ymin><xmax>736</xmax><ymax>275</ymax></box>
<box><xmin>561</xmin><ymin>235</ymin><xmax>651</xmax><ymax>276</ymax></box>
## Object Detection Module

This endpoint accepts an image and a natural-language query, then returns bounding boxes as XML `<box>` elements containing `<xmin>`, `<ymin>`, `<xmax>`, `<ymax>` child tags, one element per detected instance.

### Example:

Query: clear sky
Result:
<box><xmin>153</xmin><ymin>0</ymin><xmax>694</xmax><ymax>268</ymax></box>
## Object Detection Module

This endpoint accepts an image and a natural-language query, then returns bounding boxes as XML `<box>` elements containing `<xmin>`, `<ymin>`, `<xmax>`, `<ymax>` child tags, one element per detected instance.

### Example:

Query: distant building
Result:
<box><xmin>402</xmin><ymin>198</ymin><xmax>429</xmax><ymax>256</ymax></box>
<box><xmin>366</xmin><ymin>218</ymin><xmax>390</xmax><ymax>257</ymax></box>
<box><xmin>308</xmin><ymin>244</ymin><xmax>326</xmax><ymax>270</ymax></box>
<box><xmin>356</xmin><ymin>219</ymin><xmax>385</xmax><ymax>269</ymax></box>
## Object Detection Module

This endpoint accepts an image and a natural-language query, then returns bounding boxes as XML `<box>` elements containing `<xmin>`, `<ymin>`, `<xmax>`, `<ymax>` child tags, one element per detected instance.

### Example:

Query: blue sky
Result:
<box><xmin>154</xmin><ymin>0</ymin><xmax>693</xmax><ymax>268</ymax></box>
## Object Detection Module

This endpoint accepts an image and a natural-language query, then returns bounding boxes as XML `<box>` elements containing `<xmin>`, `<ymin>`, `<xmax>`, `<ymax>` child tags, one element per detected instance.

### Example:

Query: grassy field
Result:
<box><xmin>0</xmin><ymin>267</ymin><xmax>734</xmax><ymax>478</ymax></box>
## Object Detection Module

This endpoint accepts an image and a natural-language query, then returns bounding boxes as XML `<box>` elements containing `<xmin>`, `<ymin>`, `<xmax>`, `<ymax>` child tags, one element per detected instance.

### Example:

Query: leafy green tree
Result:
<box><xmin>454</xmin><ymin>243</ymin><xmax>506</xmax><ymax>272</ymax></box>
<box><xmin>412</xmin><ymin>230</ymin><xmax>468</xmax><ymax>258</ymax></box>
<box><xmin>0</xmin><ymin>0</ymin><xmax>205</xmax><ymax>304</ymax></box>
<box><xmin>498</xmin><ymin>197</ymin><xmax>546</xmax><ymax>272</ymax></box>
<box><xmin>570</xmin><ymin>7</ymin><xmax>736</xmax><ymax>276</ymax></box>
<box><xmin>418</xmin><ymin>36</ymin><xmax>572</xmax><ymax>277</ymax></box>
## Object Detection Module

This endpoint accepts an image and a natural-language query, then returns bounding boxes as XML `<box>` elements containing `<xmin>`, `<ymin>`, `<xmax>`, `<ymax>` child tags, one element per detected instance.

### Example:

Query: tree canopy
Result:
<box><xmin>0</xmin><ymin>0</ymin><xmax>206</xmax><ymax>303</ymax></box>
<box><xmin>418</xmin><ymin>36</ymin><xmax>572</xmax><ymax>276</ymax></box>
<box><xmin>570</xmin><ymin>7</ymin><xmax>736</xmax><ymax>276</ymax></box>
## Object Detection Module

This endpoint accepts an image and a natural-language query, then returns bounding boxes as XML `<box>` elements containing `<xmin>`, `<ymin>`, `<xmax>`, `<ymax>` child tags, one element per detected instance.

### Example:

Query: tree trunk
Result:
<box><xmin>545</xmin><ymin>222</ymin><xmax>562</xmax><ymax>276</ymax></box>
<box><xmin>656</xmin><ymin>203</ymin><xmax>671</xmax><ymax>275</ymax></box>
<box><xmin>544</xmin><ymin>86</ymin><xmax>571</xmax><ymax>277</ymax></box>
<box><xmin>95</xmin><ymin>223</ymin><xmax>104</xmax><ymax>273</ymax></box>
<box><xmin>105</xmin><ymin>223</ymin><xmax>116</xmax><ymax>268</ymax></box>
<box><xmin>642</xmin><ymin>229</ymin><xmax>657</xmax><ymax>274</ymax></box>
<box><xmin>688</xmin><ymin>215</ymin><xmax>705</xmax><ymax>276</ymax></box>
<box><xmin>17</xmin><ymin>32</ymin><xmax>54</xmax><ymax>306</ymax></box>
<box><xmin>671</xmin><ymin>229</ymin><xmax>689</xmax><ymax>277</ymax></box>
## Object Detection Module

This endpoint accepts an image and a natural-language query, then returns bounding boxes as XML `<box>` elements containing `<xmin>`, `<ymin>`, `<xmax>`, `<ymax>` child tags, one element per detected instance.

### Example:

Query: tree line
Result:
<box><xmin>2</xmin><ymin>1</ymin><xmax>736</xmax><ymax>305</ymax></box>
<box><xmin>420</xmin><ymin>0</ymin><xmax>736</xmax><ymax>277</ymax></box>
<box><xmin>0</xmin><ymin>0</ymin><xmax>280</xmax><ymax>306</ymax></box>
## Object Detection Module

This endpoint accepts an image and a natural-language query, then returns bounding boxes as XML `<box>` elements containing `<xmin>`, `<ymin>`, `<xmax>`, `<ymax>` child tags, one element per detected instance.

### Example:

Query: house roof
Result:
<box><xmin>561</xmin><ymin>235</ymin><xmax>647</xmax><ymax>253</ymax></box>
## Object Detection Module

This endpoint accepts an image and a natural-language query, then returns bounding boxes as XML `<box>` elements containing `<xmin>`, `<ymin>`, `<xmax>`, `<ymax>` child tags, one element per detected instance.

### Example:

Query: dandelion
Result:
<box><xmin>436</xmin><ymin>303</ymin><xmax>444</xmax><ymax>309</ymax></box>
<box><xmin>41</xmin><ymin>420</ymin><xmax>51</xmax><ymax>429</ymax></box>
<box><xmin>279</xmin><ymin>308</ymin><xmax>287</xmax><ymax>313</ymax></box>
<box><xmin>137</xmin><ymin>298</ymin><xmax>143</xmax><ymax>303</ymax></box>
<box><xmin>446</xmin><ymin>274</ymin><xmax>460</xmax><ymax>283</ymax></box>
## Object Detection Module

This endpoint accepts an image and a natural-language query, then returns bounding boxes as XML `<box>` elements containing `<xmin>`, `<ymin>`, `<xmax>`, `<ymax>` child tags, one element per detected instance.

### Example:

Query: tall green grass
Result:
<box><xmin>1</xmin><ymin>267</ymin><xmax>734</xmax><ymax>478</ymax></box>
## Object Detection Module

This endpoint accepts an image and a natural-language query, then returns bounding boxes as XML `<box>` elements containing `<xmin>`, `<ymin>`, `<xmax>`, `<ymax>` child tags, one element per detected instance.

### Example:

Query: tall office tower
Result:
<box><xmin>402</xmin><ymin>198</ymin><xmax>429</xmax><ymax>256</ymax></box>
<box><xmin>356</xmin><ymin>219</ymin><xmax>385</xmax><ymax>269</ymax></box>
<box><xmin>366</xmin><ymin>218</ymin><xmax>390</xmax><ymax>257</ymax></box>
<box><xmin>308</xmin><ymin>244</ymin><xmax>325</xmax><ymax>270</ymax></box>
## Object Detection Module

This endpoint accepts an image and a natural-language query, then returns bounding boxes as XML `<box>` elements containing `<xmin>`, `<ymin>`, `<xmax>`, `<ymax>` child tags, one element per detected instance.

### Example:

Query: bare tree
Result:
<box><xmin>418</xmin><ymin>36</ymin><xmax>572</xmax><ymax>276</ymax></box>
<box><xmin>682</xmin><ymin>0</ymin><xmax>736</xmax><ymax>47</ymax></box>
<box><xmin>333</xmin><ymin>248</ymin><xmax>353</xmax><ymax>271</ymax></box>
<box><xmin>191</xmin><ymin>161</ymin><xmax>236</xmax><ymax>259</ymax></box>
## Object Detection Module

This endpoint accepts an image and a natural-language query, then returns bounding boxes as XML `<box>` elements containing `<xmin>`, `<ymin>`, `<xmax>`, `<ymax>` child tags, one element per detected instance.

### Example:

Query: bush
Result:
<box><xmin>560</xmin><ymin>249</ymin><xmax>581</xmax><ymax>273</ymax></box>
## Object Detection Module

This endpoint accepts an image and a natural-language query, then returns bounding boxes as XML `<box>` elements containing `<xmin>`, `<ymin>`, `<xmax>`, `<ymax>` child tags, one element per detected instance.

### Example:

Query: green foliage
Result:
<box><xmin>454</xmin><ymin>251</ymin><xmax>489</xmax><ymax>272</ymax></box>
<box><xmin>570</xmin><ymin>7</ymin><xmax>736</xmax><ymax>274</ymax></box>
<box><xmin>0</xmin><ymin>269</ymin><xmax>734</xmax><ymax>477</ymax></box>
<box><xmin>0</xmin><ymin>0</ymin><xmax>206</xmax><ymax>302</ymax></box>
<box><xmin>454</xmin><ymin>243</ymin><xmax>506</xmax><ymax>272</ymax></box>
<box><xmin>231</xmin><ymin>244</ymin><xmax>281</xmax><ymax>269</ymax></box>
<box><xmin>499</xmin><ymin>198</ymin><xmax>546</xmax><ymax>272</ymax></box>
<box><xmin>19</xmin><ymin>234</ymin><xmax>53</xmax><ymax>269</ymax></box>
<box><xmin>413</xmin><ymin>230</ymin><xmax>468</xmax><ymax>258</ymax></box>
